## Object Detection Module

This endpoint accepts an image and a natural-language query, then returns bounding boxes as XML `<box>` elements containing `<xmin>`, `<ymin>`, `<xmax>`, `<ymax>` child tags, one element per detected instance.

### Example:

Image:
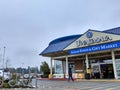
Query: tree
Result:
<box><xmin>40</xmin><ymin>61</ymin><xmax>50</xmax><ymax>78</ymax></box>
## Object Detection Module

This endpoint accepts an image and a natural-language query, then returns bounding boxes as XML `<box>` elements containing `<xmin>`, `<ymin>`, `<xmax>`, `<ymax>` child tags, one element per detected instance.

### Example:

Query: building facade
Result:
<box><xmin>40</xmin><ymin>27</ymin><xmax>120</xmax><ymax>79</ymax></box>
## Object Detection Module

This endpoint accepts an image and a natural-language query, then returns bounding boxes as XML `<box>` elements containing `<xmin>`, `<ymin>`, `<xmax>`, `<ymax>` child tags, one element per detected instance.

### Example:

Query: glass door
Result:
<box><xmin>91</xmin><ymin>63</ymin><xmax>101</xmax><ymax>79</ymax></box>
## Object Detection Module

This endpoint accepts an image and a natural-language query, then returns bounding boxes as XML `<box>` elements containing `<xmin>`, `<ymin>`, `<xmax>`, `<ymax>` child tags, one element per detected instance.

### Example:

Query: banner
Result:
<box><xmin>69</xmin><ymin>41</ymin><xmax>120</xmax><ymax>55</ymax></box>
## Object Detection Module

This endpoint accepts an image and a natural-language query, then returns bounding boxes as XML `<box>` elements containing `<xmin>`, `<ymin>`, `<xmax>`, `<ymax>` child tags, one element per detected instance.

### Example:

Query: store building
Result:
<box><xmin>40</xmin><ymin>27</ymin><xmax>120</xmax><ymax>79</ymax></box>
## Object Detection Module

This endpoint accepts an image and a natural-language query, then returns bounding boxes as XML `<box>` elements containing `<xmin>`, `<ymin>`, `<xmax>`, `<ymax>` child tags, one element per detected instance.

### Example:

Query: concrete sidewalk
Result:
<box><xmin>76</xmin><ymin>79</ymin><xmax>120</xmax><ymax>82</ymax></box>
<box><xmin>38</xmin><ymin>78</ymin><xmax>120</xmax><ymax>82</ymax></box>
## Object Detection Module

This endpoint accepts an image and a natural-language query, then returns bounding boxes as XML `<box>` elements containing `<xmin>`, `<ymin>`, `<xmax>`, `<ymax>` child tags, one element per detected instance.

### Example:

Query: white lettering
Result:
<box><xmin>92</xmin><ymin>47</ymin><xmax>100</xmax><ymax>51</ymax></box>
<box><xmin>79</xmin><ymin>48</ymin><xmax>89</xmax><ymax>52</ymax></box>
<box><xmin>71</xmin><ymin>50</ymin><xmax>79</xmax><ymax>54</ymax></box>
<box><xmin>100</xmin><ymin>44</ymin><xmax>118</xmax><ymax>50</ymax></box>
<box><xmin>101</xmin><ymin>45</ymin><xmax>106</xmax><ymax>49</ymax></box>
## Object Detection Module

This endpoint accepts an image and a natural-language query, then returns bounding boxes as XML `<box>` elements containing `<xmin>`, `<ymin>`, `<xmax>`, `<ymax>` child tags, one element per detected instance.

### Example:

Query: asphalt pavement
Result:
<box><xmin>1</xmin><ymin>79</ymin><xmax>120</xmax><ymax>90</ymax></box>
<box><xmin>36</xmin><ymin>79</ymin><xmax>120</xmax><ymax>90</ymax></box>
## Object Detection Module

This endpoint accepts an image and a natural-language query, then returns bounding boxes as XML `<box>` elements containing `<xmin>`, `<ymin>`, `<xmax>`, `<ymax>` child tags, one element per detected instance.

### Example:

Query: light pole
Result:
<box><xmin>22</xmin><ymin>63</ymin><xmax>24</xmax><ymax>80</ymax></box>
<box><xmin>2</xmin><ymin>46</ymin><xmax>6</xmax><ymax>87</ymax></box>
<box><xmin>6</xmin><ymin>59</ymin><xmax>8</xmax><ymax>69</ymax></box>
<box><xmin>3</xmin><ymin>46</ymin><xmax>6</xmax><ymax>69</ymax></box>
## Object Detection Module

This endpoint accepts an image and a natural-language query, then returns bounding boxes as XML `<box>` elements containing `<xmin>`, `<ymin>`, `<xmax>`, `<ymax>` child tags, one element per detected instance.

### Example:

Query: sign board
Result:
<box><xmin>69</xmin><ymin>41</ymin><xmax>120</xmax><ymax>55</ymax></box>
<box><xmin>65</xmin><ymin>30</ymin><xmax>120</xmax><ymax>50</ymax></box>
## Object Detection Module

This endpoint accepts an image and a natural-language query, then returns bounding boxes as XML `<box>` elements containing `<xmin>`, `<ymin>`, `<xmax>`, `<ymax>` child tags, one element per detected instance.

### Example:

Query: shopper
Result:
<box><xmin>68</xmin><ymin>67</ymin><xmax>74</xmax><ymax>82</ymax></box>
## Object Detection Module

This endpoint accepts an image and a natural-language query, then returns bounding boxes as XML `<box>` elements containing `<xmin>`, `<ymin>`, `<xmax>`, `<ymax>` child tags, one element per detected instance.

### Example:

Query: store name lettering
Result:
<box><xmin>76</xmin><ymin>35</ymin><xmax>112</xmax><ymax>47</ymax></box>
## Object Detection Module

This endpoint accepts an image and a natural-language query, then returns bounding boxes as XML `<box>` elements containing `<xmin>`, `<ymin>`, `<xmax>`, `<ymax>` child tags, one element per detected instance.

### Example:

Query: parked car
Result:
<box><xmin>0</xmin><ymin>70</ymin><xmax>11</xmax><ymax>81</ymax></box>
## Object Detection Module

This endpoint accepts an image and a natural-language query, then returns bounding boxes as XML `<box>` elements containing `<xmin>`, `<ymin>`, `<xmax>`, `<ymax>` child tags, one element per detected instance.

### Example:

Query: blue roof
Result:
<box><xmin>103</xmin><ymin>27</ymin><xmax>120</xmax><ymax>35</ymax></box>
<box><xmin>40</xmin><ymin>35</ymin><xmax>81</xmax><ymax>55</ymax></box>
<box><xmin>40</xmin><ymin>27</ymin><xmax>120</xmax><ymax>56</ymax></box>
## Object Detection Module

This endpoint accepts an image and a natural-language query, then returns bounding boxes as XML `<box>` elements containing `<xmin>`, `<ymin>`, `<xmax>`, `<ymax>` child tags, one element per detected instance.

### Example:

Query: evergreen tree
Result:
<box><xmin>40</xmin><ymin>61</ymin><xmax>50</xmax><ymax>78</ymax></box>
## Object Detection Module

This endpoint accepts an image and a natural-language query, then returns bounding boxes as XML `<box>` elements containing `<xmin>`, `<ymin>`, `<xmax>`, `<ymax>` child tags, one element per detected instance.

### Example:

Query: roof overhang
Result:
<box><xmin>40</xmin><ymin>50</ymin><xmax>68</xmax><ymax>57</ymax></box>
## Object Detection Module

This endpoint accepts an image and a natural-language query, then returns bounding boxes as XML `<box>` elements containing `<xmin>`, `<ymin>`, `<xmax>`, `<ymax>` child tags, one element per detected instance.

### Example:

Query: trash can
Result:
<box><xmin>85</xmin><ymin>73</ymin><xmax>90</xmax><ymax>80</ymax></box>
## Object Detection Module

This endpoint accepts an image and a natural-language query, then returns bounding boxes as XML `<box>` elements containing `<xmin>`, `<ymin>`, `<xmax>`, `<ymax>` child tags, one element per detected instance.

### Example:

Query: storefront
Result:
<box><xmin>40</xmin><ymin>27</ymin><xmax>120</xmax><ymax>79</ymax></box>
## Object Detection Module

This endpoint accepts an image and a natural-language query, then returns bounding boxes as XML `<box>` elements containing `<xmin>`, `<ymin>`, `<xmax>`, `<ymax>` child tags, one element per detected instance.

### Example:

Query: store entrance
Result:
<box><xmin>91</xmin><ymin>63</ymin><xmax>114</xmax><ymax>79</ymax></box>
<box><xmin>100</xmin><ymin>64</ymin><xmax>114</xmax><ymax>79</ymax></box>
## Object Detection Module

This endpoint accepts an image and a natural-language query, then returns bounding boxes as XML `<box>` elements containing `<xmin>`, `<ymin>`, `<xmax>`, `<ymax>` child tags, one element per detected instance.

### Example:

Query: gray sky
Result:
<box><xmin>0</xmin><ymin>0</ymin><xmax>120</xmax><ymax>68</ymax></box>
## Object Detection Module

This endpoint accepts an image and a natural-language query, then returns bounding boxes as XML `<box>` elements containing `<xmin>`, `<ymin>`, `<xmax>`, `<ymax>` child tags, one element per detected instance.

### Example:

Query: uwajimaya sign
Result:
<box><xmin>65</xmin><ymin>30</ymin><xmax>120</xmax><ymax>50</ymax></box>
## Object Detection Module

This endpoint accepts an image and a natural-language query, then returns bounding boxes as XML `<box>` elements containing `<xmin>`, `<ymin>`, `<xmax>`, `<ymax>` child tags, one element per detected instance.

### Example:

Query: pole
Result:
<box><xmin>2</xmin><ymin>46</ymin><xmax>6</xmax><ymax>87</ymax></box>
<box><xmin>28</xmin><ymin>66</ymin><xmax>31</xmax><ymax>81</ymax></box>
<box><xmin>35</xmin><ymin>78</ymin><xmax>37</xmax><ymax>88</ymax></box>
<box><xmin>6</xmin><ymin>59</ymin><xmax>8</xmax><ymax>69</ymax></box>
<box><xmin>22</xmin><ymin>63</ymin><xmax>24</xmax><ymax>81</ymax></box>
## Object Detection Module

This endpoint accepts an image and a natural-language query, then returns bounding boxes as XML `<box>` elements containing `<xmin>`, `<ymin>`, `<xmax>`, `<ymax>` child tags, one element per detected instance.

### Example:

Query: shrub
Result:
<box><xmin>3</xmin><ymin>82</ymin><xmax>10</xmax><ymax>88</ymax></box>
<box><xmin>11</xmin><ymin>73</ymin><xmax>20</xmax><ymax>80</ymax></box>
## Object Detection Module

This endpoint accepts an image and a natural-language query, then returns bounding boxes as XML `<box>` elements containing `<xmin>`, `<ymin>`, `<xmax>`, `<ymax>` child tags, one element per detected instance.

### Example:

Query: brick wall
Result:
<box><xmin>75</xmin><ymin>60</ymin><xmax>84</xmax><ymax>70</ymax></box>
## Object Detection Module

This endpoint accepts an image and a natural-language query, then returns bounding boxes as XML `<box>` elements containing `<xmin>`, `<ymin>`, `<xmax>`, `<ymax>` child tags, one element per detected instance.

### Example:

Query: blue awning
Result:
<box><xmin>40</xmin><ymin>35</ymin><xmax>82</xmax><ymax>55</ymax></box>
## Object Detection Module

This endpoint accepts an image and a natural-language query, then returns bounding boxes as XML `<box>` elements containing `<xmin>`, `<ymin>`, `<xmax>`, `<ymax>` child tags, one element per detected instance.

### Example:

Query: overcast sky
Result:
<box><xmin>0</xmin><ymin>0</ymin><xmax>120</xmax><ymax>68</ymax></box>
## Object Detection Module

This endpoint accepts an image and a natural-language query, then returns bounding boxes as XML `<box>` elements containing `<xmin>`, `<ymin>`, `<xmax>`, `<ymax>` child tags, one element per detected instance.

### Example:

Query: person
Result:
<box><xmin>85</xmin><ymin>68</ymin><xmax>91</xmax><ymax>80</ymax></box>
<box><xmin>68</xmin><ymin>67</ymin><xmax>74</xmax><ymax>82</ymax></box>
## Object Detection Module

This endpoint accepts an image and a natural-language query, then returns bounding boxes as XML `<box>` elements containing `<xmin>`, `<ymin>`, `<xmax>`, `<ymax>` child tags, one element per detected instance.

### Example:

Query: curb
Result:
<box><xmin>38</xmin><ymin>78</ymin><xmax>120</xmax><ymax>82</ymax></box>
<box><xmin>76</xmin><ymin>79</ymin><xmax>120</xmax><ymax>82</ymax></box>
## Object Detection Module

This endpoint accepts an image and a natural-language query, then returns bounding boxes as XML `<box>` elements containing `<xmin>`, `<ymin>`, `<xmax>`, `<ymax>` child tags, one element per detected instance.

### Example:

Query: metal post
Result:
<box><xmin>6</xmin><ymin>59</ymin><xmax>8</xmax><ymax>69</ymax></box>
<box><xmin>2</xmin><ymin>46</ymin><xmax>6</xmax><ymax>87</ymax></box>
<box><xmin>22</xmin><ymin>63</ymin><xmax>24</xmax><ymax>81</ymax></box>
<box><xmin>28</xmin><ymin>66</ymin><xmax>31</xmax><ymax>82</ymax></box>
<box><xmin>35</xmin><ymin>78</ymin><xmax>37</xmax><ymax>88</ymax></box>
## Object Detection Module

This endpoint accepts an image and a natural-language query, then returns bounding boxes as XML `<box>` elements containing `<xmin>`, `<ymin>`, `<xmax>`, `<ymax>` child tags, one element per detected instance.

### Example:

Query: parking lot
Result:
<box><xmin>37</xmin><ymin>80</ymin><xmax>120</xmax><ymax>90</ymax></box>
<box><xmin>1</xmin><ymin>79</ymin><xmax>120</xmax><ymax>90</ymax></box>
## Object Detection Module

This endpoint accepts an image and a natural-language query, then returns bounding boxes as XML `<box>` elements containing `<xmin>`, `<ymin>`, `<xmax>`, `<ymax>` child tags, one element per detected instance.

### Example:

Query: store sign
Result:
<box><xmin>64</xmin><ymin>30</ymin><xmax>120</xmax><ymax>50</ymax></box>
<box><xmin>76</xmin><ymin>32</ymin><xmax>112</xmax><ymax>47</ymax></box>
<box><xmin>69</xmin><ymin>41</ymin><xmax>120</xmax><ymax>55</ymax></box>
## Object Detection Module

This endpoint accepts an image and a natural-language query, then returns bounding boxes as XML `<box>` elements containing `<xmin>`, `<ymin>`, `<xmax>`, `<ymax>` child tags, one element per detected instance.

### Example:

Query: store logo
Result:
<box><xmin>76</xmin><ymin>32</ymin><xmax>112</xmax><ymax>47</ymax></box>
<box><xmin>86</xmin><ymin>32</ymin><xmax>93</xmax><ymax>38</ymax></box>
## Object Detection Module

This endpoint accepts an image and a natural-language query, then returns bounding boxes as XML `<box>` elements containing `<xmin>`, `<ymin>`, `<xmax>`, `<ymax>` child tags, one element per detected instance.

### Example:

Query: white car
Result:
<box><xmin>0</xmin><ymin>70</ymin><xmax>11</xmax><ymax>80</ymax></box>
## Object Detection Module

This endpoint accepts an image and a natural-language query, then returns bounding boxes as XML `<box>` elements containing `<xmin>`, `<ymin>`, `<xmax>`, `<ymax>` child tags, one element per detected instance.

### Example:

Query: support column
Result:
<box><xmin>50</xmin><ymin>58</ymin><xmax>53</xmax><ymax>75</ymax></box>
<box><xmin>85</xmin><ymin>54</ymin><xmax>89</xmax><ymax>71</ymax></box>
<box><xmin>66</xmin><ymin>56</ymin><xmax>68</xmax><ymax>77</ymax></box>
<box><xmin>62</xmin><ymin>61</ymin><xmax>65</xmax><ymax>78</ymax></box>
<box><xmin>111</xmin><ymin>50</ymin><xmax>117</xmax><ymax>79</ymax></box>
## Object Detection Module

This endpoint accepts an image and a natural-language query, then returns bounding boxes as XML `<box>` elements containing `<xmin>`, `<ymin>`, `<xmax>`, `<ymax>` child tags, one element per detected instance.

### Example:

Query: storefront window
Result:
<box><xmin>115</xmin><ymin>59</ymin><xmax>120</xmax><ymax>78</ymax></box>
<box><xmin>54</xmin><ymin>61</ymin><xmax>63</xmax><ymax>74</ymax></box>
